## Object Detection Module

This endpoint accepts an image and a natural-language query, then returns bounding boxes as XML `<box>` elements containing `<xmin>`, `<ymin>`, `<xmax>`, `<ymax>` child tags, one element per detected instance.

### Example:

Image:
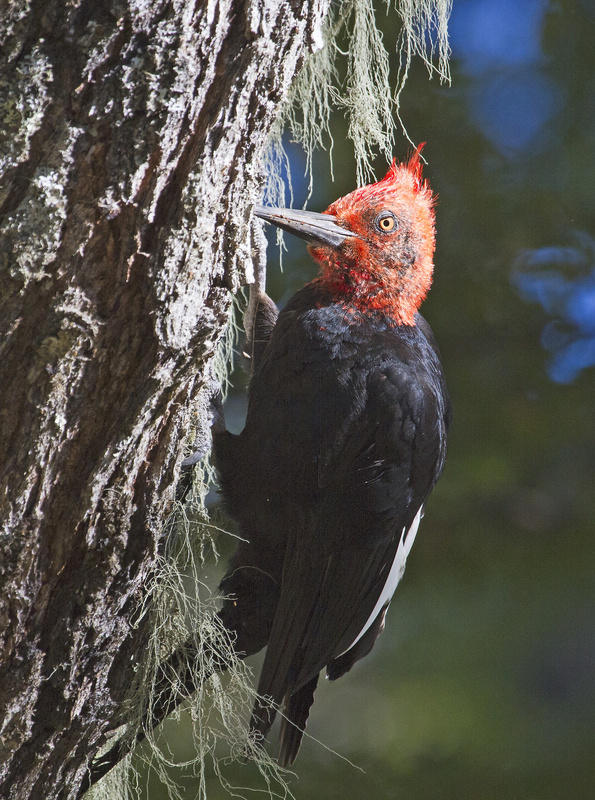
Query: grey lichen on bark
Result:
<box><xmin>0</xmin><ymin>1</ymin><xmax>331</xmax><ymax>798</ymax></box>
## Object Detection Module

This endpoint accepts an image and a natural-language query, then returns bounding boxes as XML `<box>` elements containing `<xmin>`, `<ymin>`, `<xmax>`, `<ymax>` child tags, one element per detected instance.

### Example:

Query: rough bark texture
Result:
<box><xmin>0</xmin><ymin>1</ymin><xmax>330</xmax><ymax>798</ymax></box>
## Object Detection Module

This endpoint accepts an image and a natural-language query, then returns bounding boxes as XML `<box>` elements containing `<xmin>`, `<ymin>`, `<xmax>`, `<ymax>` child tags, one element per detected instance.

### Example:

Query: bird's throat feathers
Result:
<box><xmin>309</xmin><ymin>147</ymin><xmax>436</xmax><ymax>327</ymax></box>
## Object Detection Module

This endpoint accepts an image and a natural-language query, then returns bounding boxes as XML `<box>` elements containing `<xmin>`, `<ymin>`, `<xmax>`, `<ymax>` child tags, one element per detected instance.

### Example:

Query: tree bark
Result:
<box><xmin>0</xmin><ymin>1</ymin><xmax>330</xmax><ymax>797</ymax></box>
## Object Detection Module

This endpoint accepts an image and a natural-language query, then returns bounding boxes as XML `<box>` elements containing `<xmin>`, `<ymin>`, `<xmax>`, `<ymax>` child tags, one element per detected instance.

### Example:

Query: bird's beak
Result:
<box><xmin>254</xmin><ymin>205</ymin><xmax>359</xmax><ymax>248</ymax></box>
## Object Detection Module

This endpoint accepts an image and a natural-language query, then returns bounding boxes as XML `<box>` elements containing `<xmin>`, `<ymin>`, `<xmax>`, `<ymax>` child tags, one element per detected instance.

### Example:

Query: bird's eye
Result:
<box><xmin>375</xmin><ymin>212</ymin><xmax>397</xmax><ymax>233</ymax></box>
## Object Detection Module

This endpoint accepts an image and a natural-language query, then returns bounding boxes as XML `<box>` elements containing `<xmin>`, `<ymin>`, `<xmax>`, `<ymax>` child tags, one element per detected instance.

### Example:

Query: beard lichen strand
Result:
<box><xmin>263</xmin><ymin>1</ymin><xmax>451</xmax><ymax>209</ymax></box>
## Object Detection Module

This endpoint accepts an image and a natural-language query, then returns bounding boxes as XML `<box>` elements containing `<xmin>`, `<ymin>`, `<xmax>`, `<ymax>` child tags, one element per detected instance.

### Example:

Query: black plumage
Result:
<box><xmin>214</xmin><ymin>285</ymin><xmax>449</xmax><ymax>764</ymax></box>
<box><xmin>213</xmin><ymin>152</ymin><xmax>450</xmax><ymax>765</ymax></box>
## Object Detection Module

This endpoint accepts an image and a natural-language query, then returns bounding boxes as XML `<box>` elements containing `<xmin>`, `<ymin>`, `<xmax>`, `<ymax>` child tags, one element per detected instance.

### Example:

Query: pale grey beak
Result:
<box><xmin>254</xmin><ymin>205</ymin><xmax>359</xmax><ymax>248</ymax></box>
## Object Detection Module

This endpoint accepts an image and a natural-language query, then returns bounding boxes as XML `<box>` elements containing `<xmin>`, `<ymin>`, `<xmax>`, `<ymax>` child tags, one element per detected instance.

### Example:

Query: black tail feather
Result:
<box><xmin>277</xmin><ymin>674</ymin><xmax>319</xmax><ymax>767</ymax></box>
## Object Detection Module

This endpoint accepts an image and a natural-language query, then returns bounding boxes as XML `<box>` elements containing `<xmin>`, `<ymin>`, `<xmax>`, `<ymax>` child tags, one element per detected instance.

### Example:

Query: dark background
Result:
<box><xmin>140</xmin><ymin>1</ymin><xmax>595</xmax><ymax>797</ymax></box>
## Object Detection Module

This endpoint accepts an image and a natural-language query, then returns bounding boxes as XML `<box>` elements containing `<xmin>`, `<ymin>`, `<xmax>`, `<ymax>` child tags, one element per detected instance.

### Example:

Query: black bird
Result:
<box><xmin>213</xmin><ymin>149</ymin><xmax>451</xmax><ymax>766</ymax></box>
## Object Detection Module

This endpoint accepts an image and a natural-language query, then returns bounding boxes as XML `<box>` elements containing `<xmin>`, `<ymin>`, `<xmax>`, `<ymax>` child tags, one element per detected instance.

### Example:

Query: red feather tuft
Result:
<box><xmin>371</xmin><ymin>143</ymin><xmax>428</xmax><ymax>197</ymax></box>
<box><xmin>407</xmin><ymin>142</ymin><xmax>425</xmax><ymax>190</ymax></box>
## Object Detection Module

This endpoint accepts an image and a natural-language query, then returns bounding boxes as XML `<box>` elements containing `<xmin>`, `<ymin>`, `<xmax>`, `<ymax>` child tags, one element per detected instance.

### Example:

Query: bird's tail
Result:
<box><xmin>277</xmin><ymin>674</ymin><xmax>319</xmax><ymax>767</ymax></box>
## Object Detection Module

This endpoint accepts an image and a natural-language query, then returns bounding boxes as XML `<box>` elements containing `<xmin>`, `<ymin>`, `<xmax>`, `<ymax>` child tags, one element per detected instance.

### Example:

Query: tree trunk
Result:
<box><xmin>0</xmin><ymin>1</ymin><xmax>329</xmax><ymax>797</ymax></box>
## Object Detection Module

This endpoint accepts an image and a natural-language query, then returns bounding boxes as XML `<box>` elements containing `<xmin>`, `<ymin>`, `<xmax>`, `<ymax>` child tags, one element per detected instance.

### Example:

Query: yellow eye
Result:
<box><xmin>376</xmin><ymin>213</ymin><xmax>397</xmax><ymax>232</ymax></box>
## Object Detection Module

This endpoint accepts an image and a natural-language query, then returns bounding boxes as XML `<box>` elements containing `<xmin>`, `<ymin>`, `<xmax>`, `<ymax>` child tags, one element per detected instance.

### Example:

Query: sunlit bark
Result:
<box><xmin>0</xmin><ymin>2</ymin><xmax>329</xmax><ymax>797</ymax></box>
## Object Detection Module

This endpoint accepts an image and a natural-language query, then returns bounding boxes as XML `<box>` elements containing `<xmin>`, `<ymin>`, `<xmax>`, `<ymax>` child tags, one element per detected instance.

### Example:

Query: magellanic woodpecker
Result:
<box><xmin>213</xmin><ymin>147</ymin><xmax>451</xmax><ymax>766</ymax></box>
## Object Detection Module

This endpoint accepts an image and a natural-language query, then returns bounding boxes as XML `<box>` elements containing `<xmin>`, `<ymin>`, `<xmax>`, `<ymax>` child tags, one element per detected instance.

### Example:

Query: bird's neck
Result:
<box><xmin>318</xmin><ymin>258</ymin><xmax>429</xmax><ymax>327</ymax></box>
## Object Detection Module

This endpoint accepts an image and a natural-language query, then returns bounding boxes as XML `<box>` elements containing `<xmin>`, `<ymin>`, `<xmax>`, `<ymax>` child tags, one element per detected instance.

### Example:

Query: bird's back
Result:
<box><xmin>214</xmin><ymin>280</ymin><xmax>450</xmax><ymax>761</ymax></box>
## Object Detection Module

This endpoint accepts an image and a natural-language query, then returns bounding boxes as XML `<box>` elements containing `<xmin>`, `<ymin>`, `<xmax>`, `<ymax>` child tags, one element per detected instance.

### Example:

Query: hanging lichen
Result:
<box><xmin>267</xmin><ymin>0</ymin><xmax>451</xmax><ymax>201</ymax></box>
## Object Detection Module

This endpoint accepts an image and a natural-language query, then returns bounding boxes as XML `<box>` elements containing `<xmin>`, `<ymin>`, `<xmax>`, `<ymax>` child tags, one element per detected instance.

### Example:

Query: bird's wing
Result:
<box><xmin>250</xmin><ymin>357</ymin><xmax>447</xmax><ymax>739</ymax></box>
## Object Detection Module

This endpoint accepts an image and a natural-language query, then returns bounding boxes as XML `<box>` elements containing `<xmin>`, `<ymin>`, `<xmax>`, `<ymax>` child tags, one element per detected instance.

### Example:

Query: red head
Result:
<box><xmin>254</xmin><ymin>147</ymin><xmax>436</xmax><ymax>326</ymax></box>
<box><xmin>309</xmin><ymin>147</ymin><xmax>436</xmax><ymax>325</ymax></box>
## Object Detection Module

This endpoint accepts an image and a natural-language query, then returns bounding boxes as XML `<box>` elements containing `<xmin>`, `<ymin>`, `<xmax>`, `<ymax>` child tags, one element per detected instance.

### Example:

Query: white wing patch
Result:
<box><xmin>341</xmin><ymin>505</ymin><xmax>423</xmax><ymax>655</ymax></box>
